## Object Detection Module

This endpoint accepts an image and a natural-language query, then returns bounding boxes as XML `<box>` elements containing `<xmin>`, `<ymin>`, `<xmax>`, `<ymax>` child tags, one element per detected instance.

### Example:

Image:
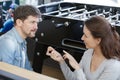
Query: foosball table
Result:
<box><xmin>32</xmin><ymin>1</ymin><xmax>120</xmax><ymax>73</ymax></box>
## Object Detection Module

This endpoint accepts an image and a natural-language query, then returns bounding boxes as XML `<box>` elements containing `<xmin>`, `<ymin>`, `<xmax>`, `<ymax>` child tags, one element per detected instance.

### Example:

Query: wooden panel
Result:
<box><xmin>0</xmin><ymin>62</ymin><xmax>58</xmax><ymax>80</ymax></box>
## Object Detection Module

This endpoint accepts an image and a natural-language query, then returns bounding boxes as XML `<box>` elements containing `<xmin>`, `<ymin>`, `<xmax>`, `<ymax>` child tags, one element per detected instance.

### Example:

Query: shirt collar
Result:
<box><xmin>12</xmin><ymin>27</ymin><xmax>26</xmax><ymax>45</ymax></box>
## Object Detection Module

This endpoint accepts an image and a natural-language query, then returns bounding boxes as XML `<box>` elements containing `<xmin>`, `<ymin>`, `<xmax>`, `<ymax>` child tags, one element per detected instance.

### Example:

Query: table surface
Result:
<box><xmin>0</xmin><ymin>62</ymin><xmax>58</xmax><ymax>80</ymax></box>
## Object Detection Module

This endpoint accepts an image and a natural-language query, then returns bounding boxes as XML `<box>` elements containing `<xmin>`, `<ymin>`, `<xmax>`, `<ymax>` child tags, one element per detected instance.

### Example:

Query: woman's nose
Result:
<box><xmin>81</xmin><ymin>35</ymin><xmax>84</xmax><ymax>41</ymax></box>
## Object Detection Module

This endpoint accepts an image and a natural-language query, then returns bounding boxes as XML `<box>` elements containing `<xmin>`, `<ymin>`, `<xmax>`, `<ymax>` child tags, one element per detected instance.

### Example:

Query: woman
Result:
<box><xmin>46</xmin><ymin>16</ymin><xmax>120</xmax><ymax>80</ymax></box>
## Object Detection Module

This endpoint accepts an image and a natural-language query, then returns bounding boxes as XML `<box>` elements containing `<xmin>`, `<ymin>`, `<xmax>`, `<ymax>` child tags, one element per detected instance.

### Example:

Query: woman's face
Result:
<box><xmin>81</xmin><ymin>25</ymin><xmax>101</xmax><ymax>49</ymax></box>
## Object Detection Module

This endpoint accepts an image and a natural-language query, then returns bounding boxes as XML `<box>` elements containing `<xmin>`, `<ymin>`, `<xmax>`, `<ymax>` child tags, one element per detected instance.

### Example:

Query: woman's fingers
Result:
<box><xmin>46</xmin><ymin>46</ymin><xmax>54</xmax><ymax>56</ymax></box>
<box><xmin>63</xmin><ymin>50</ymin><xmax>76</xmax><ymax>62</ymax></box>
<box><xmin>63</xmin><ymin>50</ymin><xmax>69</xmax><ymax>54</ymax></box>
<box><xmin>63</xmin><ymin>50</ymin><xmax>71</xmax><ymax>59</ymax></box>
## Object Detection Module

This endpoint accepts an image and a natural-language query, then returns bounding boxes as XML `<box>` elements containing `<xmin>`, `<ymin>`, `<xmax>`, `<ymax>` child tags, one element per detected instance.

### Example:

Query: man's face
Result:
<box><xmin>20</xmin><ymin>16</ymin><xmax>39</xmax><ymax>38</ymax></box>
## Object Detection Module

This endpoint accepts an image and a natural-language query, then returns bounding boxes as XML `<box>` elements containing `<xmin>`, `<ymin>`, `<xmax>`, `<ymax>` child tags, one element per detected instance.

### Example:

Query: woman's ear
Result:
<box><xmin>97</xmin><ymin>38</ymin><xmax>101</xmax><ymax>44</ymax></box>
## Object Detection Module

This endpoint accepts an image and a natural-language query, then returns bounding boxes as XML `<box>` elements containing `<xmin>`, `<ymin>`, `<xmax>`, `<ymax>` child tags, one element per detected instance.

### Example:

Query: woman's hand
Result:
<box><xmin>46</xmin><ymin>46</ymin><xmax>64</xmax><ymax>63</ymax></box>
<box><xmin>63</xmin><ymin>50</ymin><xmax>80</xmax><ymax>70</ymax></box>
<box><xmin>46</xmin><ymin>46</ymin><xmax>80</xmax><ymax>69</ymax></box>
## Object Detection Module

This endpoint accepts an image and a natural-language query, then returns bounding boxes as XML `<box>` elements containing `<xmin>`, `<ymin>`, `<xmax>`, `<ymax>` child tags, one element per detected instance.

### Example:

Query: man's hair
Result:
<box><xmin>13</xmin><ymin>5</ymin><xmax>41</xmax><ymax>24</ymax></box>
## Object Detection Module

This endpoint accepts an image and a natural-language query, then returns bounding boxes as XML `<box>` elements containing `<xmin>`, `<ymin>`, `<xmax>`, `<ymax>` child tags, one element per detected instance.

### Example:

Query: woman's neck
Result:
<box><xmin>93</xmin><ymin>46</ymin><xmax>105</xmax><ymax>59</ymax></box>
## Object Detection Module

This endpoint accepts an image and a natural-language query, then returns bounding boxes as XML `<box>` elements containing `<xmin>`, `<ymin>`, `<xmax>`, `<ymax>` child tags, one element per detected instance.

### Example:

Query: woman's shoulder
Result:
<box><xmin>84</xmin><ymin>49</ymin><xmax>94</xmax><ymax>56</ymax></box>
<box><xmin>105</xmin><ymin>59</ymin><xmax>120</xmax><ymax>70</ymax></box>
<box><xmin>81</xmin><ymin>49</ymin><xmax>93</xmax><ymax>59</ymax></box>
<box><xmin>107</xmin><ymin>59</ymin><xmax>120</xmax><ymax>65</ymax></box>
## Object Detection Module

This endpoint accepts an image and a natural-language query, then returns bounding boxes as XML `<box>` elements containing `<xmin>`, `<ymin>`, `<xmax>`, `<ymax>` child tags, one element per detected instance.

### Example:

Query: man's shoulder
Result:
<box><xmin>0</xmin><ymin>35</ymin><xmax>17</xmax><ymax>54</ymax></box>
<box><xmin>0</xmin><ymin>33</ymin><xmax>17</xmax><ymax>46</ymax></box>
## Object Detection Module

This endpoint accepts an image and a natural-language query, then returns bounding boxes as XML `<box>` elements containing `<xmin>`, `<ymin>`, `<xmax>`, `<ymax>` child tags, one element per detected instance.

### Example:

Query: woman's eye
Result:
<box><xmin>84</xmin><ymin>34</ymin><xmax>87</xmax><ymax>38</ymax></box>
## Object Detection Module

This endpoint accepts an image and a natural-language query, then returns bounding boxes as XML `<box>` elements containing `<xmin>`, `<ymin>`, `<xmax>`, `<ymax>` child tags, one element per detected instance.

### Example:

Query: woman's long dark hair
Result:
<box><xmin>84</xmin><ymin>16</ymin><xmax>120</xmax><ymax>60</ymax></box>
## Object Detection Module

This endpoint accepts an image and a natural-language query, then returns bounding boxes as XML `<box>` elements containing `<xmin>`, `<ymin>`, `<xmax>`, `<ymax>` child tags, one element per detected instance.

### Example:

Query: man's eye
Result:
<box><xmin>30</xmin><ymin>21</ymin><xmax>35</xmax><ymax>24</ymax></box>
<box><xmin>31</xmin><ymin>21</ymin><xmax>35</xmax><ymax>23</ymax></box>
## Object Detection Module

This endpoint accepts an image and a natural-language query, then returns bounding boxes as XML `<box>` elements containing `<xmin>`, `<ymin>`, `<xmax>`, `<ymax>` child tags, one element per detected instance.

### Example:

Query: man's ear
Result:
<box><xmin>16</xmin><ymin>19</ymin><xmax>23</xmax><ymax>27</ymax></box>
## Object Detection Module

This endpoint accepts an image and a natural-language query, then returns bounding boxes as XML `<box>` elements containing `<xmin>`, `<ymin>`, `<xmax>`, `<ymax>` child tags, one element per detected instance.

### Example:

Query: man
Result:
<box><xmin>0</xmin><ymin>5</ymin><xmax>41</xmax><ymax>70</ymax></box>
